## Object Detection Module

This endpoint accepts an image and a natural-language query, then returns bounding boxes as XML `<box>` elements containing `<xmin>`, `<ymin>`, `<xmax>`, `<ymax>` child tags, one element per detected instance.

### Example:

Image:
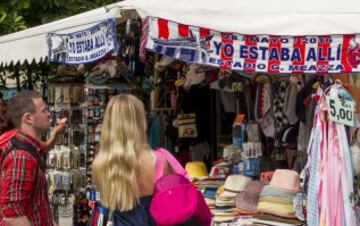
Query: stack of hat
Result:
<box><xmin>257</xmin><ymin>169</ymin><xmax>300</xmax><ymax>219</ymax></box>
<box><xmin>213</xmin><ymin>175</ymin><xmax>252</xmax><ymax>224</ymax></box>
<box><xmin>197</xmin><ymin>179</ymin><xmax>225</xmax><ymax>213</ymax></box>
<box><xmin>235</xmin><ymin>181</ymin><xmax>264</xmax><ymax>215</ymax></box>
<box><xmin>186</xmin><ymin>161</ymin><xmax>227</xmax><ymax>213</ymax></box>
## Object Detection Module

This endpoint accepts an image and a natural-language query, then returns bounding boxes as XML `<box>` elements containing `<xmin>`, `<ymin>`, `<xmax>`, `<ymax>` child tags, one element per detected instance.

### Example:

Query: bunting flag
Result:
<box><xmin>144</xmin><ymin>16</ymin><xmax>360</xmax><ymax>74</ymax></box>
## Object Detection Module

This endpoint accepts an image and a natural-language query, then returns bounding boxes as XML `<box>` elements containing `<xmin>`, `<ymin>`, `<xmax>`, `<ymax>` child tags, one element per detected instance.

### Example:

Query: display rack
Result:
<box><xmin>46</xmin><ymin>83</ymin><xmax>87</xmax><ymax>224</ymax></box>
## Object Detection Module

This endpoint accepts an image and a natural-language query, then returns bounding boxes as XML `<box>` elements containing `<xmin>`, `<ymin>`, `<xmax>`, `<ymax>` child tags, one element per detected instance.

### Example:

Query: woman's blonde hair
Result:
<box><xmin>92</xmin><ymin>94</ymin><xmax>150</xmax><ymax>211</ymax></box>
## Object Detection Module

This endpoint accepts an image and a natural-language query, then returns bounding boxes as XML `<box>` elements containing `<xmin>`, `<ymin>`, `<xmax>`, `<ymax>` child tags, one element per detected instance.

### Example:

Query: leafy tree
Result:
<box><xmin>0</xmin><ymin>0</ymin><xmax>28</xmax><ymax>35</ymax></box>
<box><xmin>0</xmin><ymin>0</ymin><xmax>119</xmax><ymax>35</ymax></box>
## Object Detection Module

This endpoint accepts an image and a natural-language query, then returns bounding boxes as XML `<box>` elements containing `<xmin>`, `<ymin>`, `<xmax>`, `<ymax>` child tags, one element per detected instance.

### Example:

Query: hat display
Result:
<box><xmin>257</xmin><ymin>170</ymin><xmax>300</xmax><ymax>219</ymax></box>
<box><xmin>235</xmin><ymin>181</ymin><xmax>264</xmax><ymax>212</ymax></box>
<box><xmin>257</xmin><ymin>201</ymin><xmax>296</xmax><ymax>219</ymax></box>
<box><xmin>269</xmin><ymin>169</ymin><xmax>300</xmax><ymax>192</ymax></box>
<box><xmin>185</xmin><ymin>161</ymin><xmax>208</xmax><ymax>179</ymax></box>
<box><xmin>259</xmin><ymin>186</ymin><xmax>297</xmax><ymax>199</ymax></box>
<box><xmin>220</xmin><ymin>175</ymin><xmax>252</xmax><ymax>198</ymax></box>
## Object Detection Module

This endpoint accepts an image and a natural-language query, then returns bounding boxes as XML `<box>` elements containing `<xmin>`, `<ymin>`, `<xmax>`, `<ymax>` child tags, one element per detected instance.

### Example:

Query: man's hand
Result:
<box><xmin>53</xmin><ymin>118</ymin><xmax>67</xmax><ymax>136</ymax></box>
<box><xmin>4</xmin><ymin>216</ymin><xmax>32</xmax><ymax>226</ymax></box>
<box><xmin>42</xmin><ymin>118</ymin><xmax>68</xmax><ymax>153</ymax></box>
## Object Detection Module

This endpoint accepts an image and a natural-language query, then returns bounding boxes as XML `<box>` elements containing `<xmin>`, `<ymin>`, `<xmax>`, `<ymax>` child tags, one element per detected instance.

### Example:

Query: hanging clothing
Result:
<box><xmin>273</xmin><ymin>81</ymin><xmax>290</xmax><ymax>132</ymax></box>
<box><xmin>149</xmin><ymin>115</ymin><xmax>161</xmax><ymax>148</ymax></box>
<box><xmin>306</xmin><ymin>105</ymin><xmax>321</xmax><ymax>226</ymax></box>
<box><xmin>283</xmin><ymin>76</ymin><xmax>303</xmax><ymax>125</ymax></box>
<box><xmin>306</xmin><ymin>85</ymin><xmax>357</xmax><ymax>226</ymax></box>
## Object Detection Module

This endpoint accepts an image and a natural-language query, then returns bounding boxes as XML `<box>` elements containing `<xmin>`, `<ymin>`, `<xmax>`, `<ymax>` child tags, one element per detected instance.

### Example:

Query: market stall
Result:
<box><xmin>0</xmin><ymin>0</ymin><xmax>360</xmax><ymax>225</ymax></box>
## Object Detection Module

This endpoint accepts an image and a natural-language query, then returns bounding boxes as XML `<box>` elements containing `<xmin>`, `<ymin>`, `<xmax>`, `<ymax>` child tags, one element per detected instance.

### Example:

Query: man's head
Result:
<box><xmin>7</xmin><ymin>91</ymin><xmax>51</xmax><ymax>137</ymax></box>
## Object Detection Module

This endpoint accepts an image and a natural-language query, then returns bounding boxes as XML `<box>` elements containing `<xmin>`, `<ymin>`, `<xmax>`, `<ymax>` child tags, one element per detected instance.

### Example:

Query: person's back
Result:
<box><xmin>92</xmin><ymin>94</ymin><xmax>176</xmax><ymax>226</ymax></box>
<box><xmin>136</xmin><ymin>150</ymin><xmax>157</xmax><ymax>197</ymax></box>
<box><xmin>110</xmin><ymin>150</ymin><xmax>158</xmax><ymax>226</ymax></box>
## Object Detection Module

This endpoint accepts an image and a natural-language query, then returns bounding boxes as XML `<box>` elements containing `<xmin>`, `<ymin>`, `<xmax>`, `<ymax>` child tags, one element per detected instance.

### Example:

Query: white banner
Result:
<box><xmin>47</xmin><ymin>19</ymin><xmax>117</xmax><ymax>64</ymax></box>
<box><xmin>145</xmin><ymin>17</ymin><xmax>360</xmax><ymax>74</ymax></box>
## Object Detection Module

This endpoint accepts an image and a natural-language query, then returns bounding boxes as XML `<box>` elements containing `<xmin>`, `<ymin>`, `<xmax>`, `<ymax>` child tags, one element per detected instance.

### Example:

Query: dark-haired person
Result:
<box><xmin>0</xmin><ymin>91</ymin><xmax>65</xmax><ymax>226</ymax></box>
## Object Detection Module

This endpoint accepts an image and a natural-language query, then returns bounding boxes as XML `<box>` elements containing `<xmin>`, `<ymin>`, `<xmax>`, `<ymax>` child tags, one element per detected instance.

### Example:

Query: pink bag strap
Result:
<box><xmin>154</xmin><ymin>148</ymin><xmax>189</xmax><ymax>181</ymax></box>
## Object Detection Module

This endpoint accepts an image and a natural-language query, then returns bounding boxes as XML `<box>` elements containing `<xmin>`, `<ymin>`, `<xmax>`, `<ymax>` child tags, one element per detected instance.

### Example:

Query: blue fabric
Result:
<box><xmin>242</xmin><ymin>158</ymin><xmax>260</xmax><ymax>177</ymax></box>
<box><xmin>202</xmin><ymin>188</ymin><xmax>217</xmax><ymax>199</ymax></box>
<box><xmin>149</xmin><ymin>116</ymin><xmax>160</xmax><ymax>149</ymax></box>
<box><xmin>112</xmin><ymin>196</ymin><xmax>155</xmax><ymax>226</ymax></box>
<box><xmin>232</xmin><ymin>124</ymin><xmax>246</xmax><ymax>146</ymax></box>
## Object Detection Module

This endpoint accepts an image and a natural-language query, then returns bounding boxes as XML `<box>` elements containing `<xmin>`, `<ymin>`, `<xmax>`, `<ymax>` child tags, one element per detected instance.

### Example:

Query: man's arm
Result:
<box><xmin>0</xmin><ymin>150</ymin><xmax>37</xmax><ymax>225</ymax></box>
<box><xmin>4</xmin><ymin>216</ymin><xmax>31</xmax><ymax>226</ymax></box>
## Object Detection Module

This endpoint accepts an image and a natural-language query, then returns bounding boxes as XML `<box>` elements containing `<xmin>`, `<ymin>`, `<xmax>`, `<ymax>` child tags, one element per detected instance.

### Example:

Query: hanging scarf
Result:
<box><xmin>306</xmin><ymin>83</ymin><xmax>357</xmax><ymax>226</ymax></box>
<box><xmin>329</xmin><ymin>85</ymin><xmax>357</xmax><ymax>226</ymax></box>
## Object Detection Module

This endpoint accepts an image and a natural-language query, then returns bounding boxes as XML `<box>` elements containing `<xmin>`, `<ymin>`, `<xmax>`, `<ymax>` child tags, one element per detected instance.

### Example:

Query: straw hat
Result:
<box><xmin>235</xmin><ymin>181</ymin><xmax>264</xmax><ymax>212</ymax></box>
<box><xmin>185</xmin><ymin>161</ymin><xmax>208</xmax><ymax>178</ymax></box>
<box><xmin>219</xmin><ymin>175</ymin><xmax>252</xmax><ymax>198</ymax></box>
<box><xmin>269</xmin><ymin>169</ymin><xmax>300</xmax><ymax>192</ymax></box>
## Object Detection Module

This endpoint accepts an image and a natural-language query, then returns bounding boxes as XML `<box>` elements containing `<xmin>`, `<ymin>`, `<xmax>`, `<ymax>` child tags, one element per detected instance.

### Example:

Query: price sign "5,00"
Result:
<box><xmin>327</xmin><ymin>96</ymin><xmax>355</xmax><ymax>127</ymax></box>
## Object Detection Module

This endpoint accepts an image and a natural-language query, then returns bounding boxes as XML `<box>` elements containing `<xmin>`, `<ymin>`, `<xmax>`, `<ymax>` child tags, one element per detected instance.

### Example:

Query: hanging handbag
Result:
<box><xmin>176</xmin><ymin>113</ymin><xmax>198</xmax><ymax>138</ymax></box>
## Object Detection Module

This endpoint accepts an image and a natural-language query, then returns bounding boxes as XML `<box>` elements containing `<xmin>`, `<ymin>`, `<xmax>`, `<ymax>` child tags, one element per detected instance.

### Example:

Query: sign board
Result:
<box><xmin>47</xmin><ymin>19</ymin><xmax>117</xmax><ymax>64</ymax></box>
<box><xmin>327</xmin><ymin>96</ymin><xmax>355</xmax><ymax>127</ymax></box>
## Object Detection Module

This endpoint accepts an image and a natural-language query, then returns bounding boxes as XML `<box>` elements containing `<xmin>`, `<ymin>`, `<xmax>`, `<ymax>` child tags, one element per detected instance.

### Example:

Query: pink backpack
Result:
<box><xmin>150</xmin><ymin>148</ymin><xmax>212</xmax><ymax>226</ymax></box>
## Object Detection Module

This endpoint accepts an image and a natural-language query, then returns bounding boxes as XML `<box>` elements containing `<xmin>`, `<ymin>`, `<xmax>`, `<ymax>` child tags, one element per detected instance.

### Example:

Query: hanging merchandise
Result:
<box><xmin>241</xmin><ymin>158</ymin><xmax>260</xmax><ymax>177</ymax></box>
<box><xmin>273</xmin><ymin>81</ymin><xmax>290</xmax><ymax>132</ymax></box>
<box><xmin>283</xmin><ymin>75</ymin><xmax>303</xmax><ymax>125</ymax></box>
<box><xmin>232</xmin><ymin>114</ymin><xmax>246</xmax><ymax>146</ymax></box>
<box><xmin>254</xmin><ymin>74</ymin><xmax>275</xmax><ymax>138</ymax></box>
<box><xmin>183</xmin><ymin>64</ymin><xmax>206</xmax><ymax>90</ymax></box>
<box><xmin>258</xmin><ymin>110</ymin><xmax>275</xmax><ymax>138</ymax></box>
<box><xmin>176</xmin><ymin>113</ymin><xmax>198</xmax><ymax>138</ymax></box>
<box><xmin>245</xmin><ymin>123</ymin><xmax>260</xmax><ymax>142</ymax></box>
<box><xmin>305</xmin><ymin>83</ymin><xmax>357</xmax><ymax>226</ymax></box>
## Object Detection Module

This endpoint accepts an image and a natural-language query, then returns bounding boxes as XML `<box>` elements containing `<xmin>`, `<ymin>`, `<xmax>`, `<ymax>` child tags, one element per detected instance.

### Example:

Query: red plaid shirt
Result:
<box><xmin>0</xmin><ymin>130</ymin><xmax>53</xmax><ymax>226</ymax></box>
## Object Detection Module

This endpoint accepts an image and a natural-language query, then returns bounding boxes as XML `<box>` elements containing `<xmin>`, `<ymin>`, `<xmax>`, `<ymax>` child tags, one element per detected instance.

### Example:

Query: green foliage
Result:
<box><xmin>0</xmin><ymin>0</ymin><xmax>119</xmax><ymax>35</ymax></box>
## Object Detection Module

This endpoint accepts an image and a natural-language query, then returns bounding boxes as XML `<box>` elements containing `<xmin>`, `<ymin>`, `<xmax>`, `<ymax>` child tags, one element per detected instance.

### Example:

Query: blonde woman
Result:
<box><xmin>92</xmin><ymin>94</ymin><xmax>171</xmax><ymax>226</ymax></box>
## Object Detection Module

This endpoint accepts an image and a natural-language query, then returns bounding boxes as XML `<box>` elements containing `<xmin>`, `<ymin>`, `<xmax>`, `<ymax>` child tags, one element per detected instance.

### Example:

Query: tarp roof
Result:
<box><xmin>1</xmin><ymin>0</ymin><xmax>360</xmax><ymax>66</ymax></box>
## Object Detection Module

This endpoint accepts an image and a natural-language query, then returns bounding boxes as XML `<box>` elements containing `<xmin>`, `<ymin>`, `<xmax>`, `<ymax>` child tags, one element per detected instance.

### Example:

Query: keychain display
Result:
<box><xmin>48</xmin><ymin>85</ymin><xmax>85</xmax><ymax>106</ymax></box>
<box><xmin>48</xmin><ymin>145</ymin><xmax>85</xmax><ymax>170</ymax></box>
<box><xmin>47</xmin><ymin>169</ymin><xmax>86</xmax><ymax>192</ymax></box>
<box><xmin>46</xmin><ymin>84</ymin><xmax>87</xmax><ymax>226</ymax></box>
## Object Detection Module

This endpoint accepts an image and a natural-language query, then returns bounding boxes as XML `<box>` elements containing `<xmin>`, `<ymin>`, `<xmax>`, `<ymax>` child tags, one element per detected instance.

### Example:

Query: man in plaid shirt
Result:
<box><xmin>0</xmin><ymin>91</ymin><xmax>56</xmax><ymax>226</ymax></box>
